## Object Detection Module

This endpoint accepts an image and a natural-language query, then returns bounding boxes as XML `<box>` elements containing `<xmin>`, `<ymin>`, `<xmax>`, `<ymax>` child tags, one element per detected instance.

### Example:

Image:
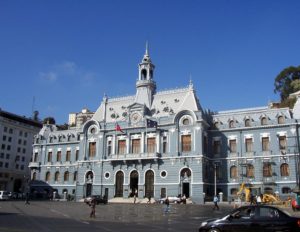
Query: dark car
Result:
<box><xmin>84</xmin><ymin>195</ymin><xmax>108</xmax><ymax>205</ymax></box>
<box><xmin>199</xmin><ymin>205</ymin><xmax>300</xmax><ymax>232</ymax></box>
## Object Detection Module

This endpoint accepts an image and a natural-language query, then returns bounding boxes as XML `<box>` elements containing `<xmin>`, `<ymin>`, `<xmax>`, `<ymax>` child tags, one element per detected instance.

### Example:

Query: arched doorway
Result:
<box><xmin>85</xmin><ymin>171</ymin><xmax>93</xmax><ymax>197</ymax></box>
<box><xmin>180</xmin><ymin>168</ymin><xmax>191</xmax><ymax>198</ymax></box>
<box><xmin>130</xmin><ymin>170</ymin><xmax>139</xmax><ymax>197</ymax></box>
<box><xmin>115</xmin><ymin>171</ymin><xmax>124</xmax><ymax>197</ymax></box>
<box><xmin>145</xmin><ymin>170</ymin><xmax>154</xmax><ymax>198</ymax></box>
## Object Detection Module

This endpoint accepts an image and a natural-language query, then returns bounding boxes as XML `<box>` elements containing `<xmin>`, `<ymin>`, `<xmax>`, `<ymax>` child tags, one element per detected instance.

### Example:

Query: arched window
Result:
<box><xmin>141</xmin><ymin>69</ymin><xmax>147</xmax><ymax>80</ymax></box>
<box><xmin>55</xmin><ymin>171</ymin><xmax>60</xmax><ymax>182</ymax></box>
<box><xmin>230</xmin><ymin>166</ymin><xmax>237</xmax><ymax>178</ymax></box>
<box><xmin>246</xmin><ymin>164</ymin><xmax>255</xmax><ymax>178</ymax></box>
<box><xmin>229</xmin><ymin>120</ymin><xmax>235</xmax><ymax>128</ymax></box>
<box><xmin>64</xmin><ymin>171</ymin><xmax>69</xmax><ymax>182</ymax></box>
<box><xmin>263</xmin><ymin>163</ymin><xmax>272</xmax><ymax>177</ymax></box>
<box><xmin>282</xmin><ymin>187</ymin><xmax>291</xmax><ymax>194</ymax></box>
<box><xmin>182</xmin><ymin>118</ymin><xmax>190</xmax><ymax>125</ymax></box>
<box><xmin>45</xmin><ymin>172</ymin><xmax>51</xmax><ymax>182</ymax></box>
<box><xmin>231</xmin><ymin>188</ymin><xmax>238</xmax><ymax>195</ymax></box>
<box><xmin>280</xmin><ymin>163</ymin><xmax>289</xmax><ymax>177</ymax></box>
<box><xmin>73</xmin><ymin>171</ymin><xmax>77</xmax><ymax>182</ymax></box>
<box><xmin>32</xmin><ymin>172</ymin><xmax>37</xmax><ymax>181</ymax></box>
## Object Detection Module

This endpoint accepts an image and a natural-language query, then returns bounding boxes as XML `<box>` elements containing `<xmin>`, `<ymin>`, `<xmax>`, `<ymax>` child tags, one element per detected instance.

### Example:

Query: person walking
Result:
<box><xmin>164</xmin><ymin>197</ymin><xmax>170</xmax><ymax>214</ymax></box>
<box><xmin>89</xmin><ymin>197</ymin><xmax>96</xmax><ymax>218</ymax></box>
<box><xmin>25</xmin><ymin>192</ymin><xmax>30</xmax><ymax>205</ymax></box>
<box><xmin>147</xmin><ymin>194</ymin><xmax>151</xmax><ymax>203</ymax></box>
<box><xmin>213</xmin><ymin>195</ymin><xmax>219</xmax><ymax>210</ymax></box>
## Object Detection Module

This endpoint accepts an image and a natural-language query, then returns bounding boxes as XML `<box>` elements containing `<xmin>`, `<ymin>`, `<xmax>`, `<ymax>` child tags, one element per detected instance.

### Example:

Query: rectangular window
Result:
<box><xmin>75</xmin><ymin>150</ymin><xmax>79</xmax><ymax>161</ymax></box>
<box><xmin>182</xmin><ymin>135</ymin><xmax>191</xmax><ymax>152</ymax></box>
<box><xmin>213</xmin><ymin>140</ymin><xmax>221</xmax><ymax>154</ymax></box>
<box><xmin>2</xmin><ymin>136</ymin><xmax>6</xmax><ymax>141</ymax></box>
<box><xmin>107</xmin><ymin>141</ymin><xmax>112</xmax><ymax>156</ymax></box>
<box><xmin>47</xmin><ymin>152</ymin><xmax>52</xmax><ymax>162</ymax></box>
<box><xmin>245</xmin><ymin>138</ymin><xmax>253</xmax><ymax>152</ymax></box>
<box><xmin>66</xmin><ymin>150</ymin><xmax>71</xmax><ymax>162</ymax></box>
<box><xmin>132</xmin><ymin>139</ymin><xmax>140</xmax><ymax>154</ymax></box>
<box><xmin>262</xmin><ymin>137</ymin><xmax>270</xmax><ymax>151</ymax></box>
<box><xmin>162</xmin><ymin>136</ymin><xmax>167</xmax><ymax>153</ymax></box>
<box><xmin>147</xmin><ymin>137</ymin><xmax>156</xmax><ymax>153</ymax></box>
<box><xmin>118</xmin><ymin>140</ymin><xmax>126</xmax><ymax>155</ymax></box>
<box><xmin>89</xmin><ymin>142</ymin><xmax>96</xmax><ymax>157</ymax></box>
<box><xmin>56</xmin><ymin>151</ymin><xmax>61</xmax><ymax>162</ymax></box>
<box><xmin>229</xmin><ymin>139</ymin><xmax>236</xmax><ymax>153</ymax></box>
<box><xmin>279</xmin><ymin>136</ymin><xmax>286</xmax><ymax>150</ymax></box>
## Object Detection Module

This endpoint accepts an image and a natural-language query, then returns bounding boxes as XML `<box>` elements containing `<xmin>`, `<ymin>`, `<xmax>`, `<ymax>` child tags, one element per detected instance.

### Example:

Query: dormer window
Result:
<box><xmin>229</xmin><ymin>120</ymin><xmax>235</xmax><ymax>128</ymax></box>
<box><xmin>214</xmin><ymin>122</ymin><xmax>219</xmax><ymax>129</ymax></box>
<box><xmin>245</xmin><ymin>119</ymin><xmax>251</xmax><ymax>127</ymax></box>
<box><xmin>278</xmin><ymin>116</ymin><xmax>285</xmax><ymax>124</ymax></box>
<box><xmin>261</xmin><ymin>117</ymin><xmax>268</xmax><ymax>125</ymax></box>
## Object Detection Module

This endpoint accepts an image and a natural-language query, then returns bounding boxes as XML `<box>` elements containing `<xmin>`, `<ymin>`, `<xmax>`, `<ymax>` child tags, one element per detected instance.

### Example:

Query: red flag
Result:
<box><xmin>115</xmin><ymin>123</ymin><xmax>124</xmax><ymax>133</ymax></box>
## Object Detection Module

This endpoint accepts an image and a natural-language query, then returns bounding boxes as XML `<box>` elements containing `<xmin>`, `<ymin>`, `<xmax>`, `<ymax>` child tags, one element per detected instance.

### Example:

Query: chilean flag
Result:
<box><xmin>115</xmin><ymin>123</ymin><xmax>124</xmax><ymax>133</ymax></box>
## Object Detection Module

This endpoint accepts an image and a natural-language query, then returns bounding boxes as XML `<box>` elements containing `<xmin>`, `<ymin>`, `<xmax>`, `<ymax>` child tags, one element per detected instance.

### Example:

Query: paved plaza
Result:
<box><xmin>0</xmin><ymin>201</ymin><xmax>299</xmax><ymax>232</ymax></box>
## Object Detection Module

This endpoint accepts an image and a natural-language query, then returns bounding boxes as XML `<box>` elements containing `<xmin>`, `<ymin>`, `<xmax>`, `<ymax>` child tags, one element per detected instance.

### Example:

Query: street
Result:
<box><xmin>0</xmin><ymin>201</ymin><xmax>299</xmax><ymax>232</ymax></box>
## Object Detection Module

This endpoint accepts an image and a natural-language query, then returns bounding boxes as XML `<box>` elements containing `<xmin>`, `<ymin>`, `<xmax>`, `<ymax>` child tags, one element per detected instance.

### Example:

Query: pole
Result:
<box><xmin>214</xmin><ymin>163</ymin><xmax>217</xmax><ymax>196</ymax></box>
<box><xmin>295</xmin><ymin>120</ymin><xmax>300</xmax><ymax>190</ymax></box>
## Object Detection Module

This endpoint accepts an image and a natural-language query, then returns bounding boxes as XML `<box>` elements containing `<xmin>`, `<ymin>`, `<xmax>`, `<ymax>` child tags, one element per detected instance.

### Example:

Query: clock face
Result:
<box><xmin>131</xmin><ymin>112</ymin><xmax>141</xmax><ymax>123</ymax></box>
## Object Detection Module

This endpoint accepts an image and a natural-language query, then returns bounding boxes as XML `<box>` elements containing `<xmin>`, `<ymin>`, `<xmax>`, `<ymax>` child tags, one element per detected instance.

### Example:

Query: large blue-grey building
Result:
<box><xmin>29</xmin><ymin>47</ymin><xmax>300</xmax><ymax>203</ymax></box>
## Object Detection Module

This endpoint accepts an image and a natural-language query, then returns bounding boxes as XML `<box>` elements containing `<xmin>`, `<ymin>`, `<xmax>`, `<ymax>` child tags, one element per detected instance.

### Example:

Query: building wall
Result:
<box><xmin>0</xmin><ymin>110</ymin><xmax>42</xmax><ymax>192</ymax></box>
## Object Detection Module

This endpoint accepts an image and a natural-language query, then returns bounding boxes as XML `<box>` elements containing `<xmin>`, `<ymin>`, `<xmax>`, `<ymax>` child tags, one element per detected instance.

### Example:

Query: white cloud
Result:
<box><xmin>39</xmin><ymin>71</ymin><xmax>57</xmax><ymax>82</ymax></box>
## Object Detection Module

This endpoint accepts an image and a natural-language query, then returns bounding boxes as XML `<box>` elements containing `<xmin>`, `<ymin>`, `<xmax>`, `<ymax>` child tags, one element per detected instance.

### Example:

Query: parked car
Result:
<box><xmin>199</xmin><ymin>205</ymin><xmax>300</xmax><ymax>232</ymax></box>
<box><xmin>158</xmin><ymin>196</ymin><xmax>181</xmax><ymax>204</ymax></box>
<box><xmin>0</xmin><ymin>191</ymin><xmax>9</xmax><ymax>200</ymax></box>
<box><xmin>84</xmin><ymin>195</ymin><xmax>108</xmax><ymax>205</ymax></box>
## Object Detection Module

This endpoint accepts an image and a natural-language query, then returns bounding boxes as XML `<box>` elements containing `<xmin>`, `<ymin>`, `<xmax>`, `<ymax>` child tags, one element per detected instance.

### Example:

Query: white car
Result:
<box><xmin>0</xmin><ymin>191</ymin><xmax>9</xmax><ymax>200</ymax></box>
<box><xmin>159</xmin><ymin>196</ymin><xmax>181</xmax><ymax>204</ymax></box>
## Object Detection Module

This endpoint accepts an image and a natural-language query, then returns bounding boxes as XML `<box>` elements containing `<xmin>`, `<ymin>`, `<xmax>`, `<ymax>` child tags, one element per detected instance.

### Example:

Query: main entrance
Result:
<box><xmin>145</xmin><ymin>170</ymin><xmax>154</xmax><ymax>197</ymax></box>
<box><xmin>115</xmin><ymin>171</ymin><xmax>124</xmax><ymax>197</ymax></box>
<box><xmin>130</xmin><ymin>170</ymin><xmax>139</xmax><ymax>197</ymax></box>
<box><xmin>180</xmin><ymin>168</ymin><xmax>191</xmax><ymax>198</ymax></box>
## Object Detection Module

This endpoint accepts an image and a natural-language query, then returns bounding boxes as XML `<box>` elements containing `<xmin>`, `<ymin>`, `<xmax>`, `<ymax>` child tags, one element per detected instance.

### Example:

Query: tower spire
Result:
<box><xmin>145</xmin><ymin>41</ymin><xmax>149</xmax><ymax>56</ymax></box>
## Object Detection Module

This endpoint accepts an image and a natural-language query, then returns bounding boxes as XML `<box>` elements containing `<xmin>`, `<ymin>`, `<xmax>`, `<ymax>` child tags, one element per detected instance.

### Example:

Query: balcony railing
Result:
<box><xmin>110</xmin><ymin>152</ymin><xmax>160</xmax><ymax>161</ymax></box>
<box><xmin>28</xmin><ymin>162</ymin><xmax>40</xmax><ymax>168</ymax></box>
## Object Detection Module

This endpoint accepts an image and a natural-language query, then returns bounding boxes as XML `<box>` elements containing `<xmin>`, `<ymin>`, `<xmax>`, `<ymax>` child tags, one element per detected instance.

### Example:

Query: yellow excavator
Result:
<box><xmin>237</xmin><ymin>183</ymin><xmax>251</xmax><ymax>202</ymax></box>
<box><xmin>262</xmin><ymin>193</ymin><xmax>281</xmax><ymax>204</ymax></box>
<box><xmin>237</xmin><ymin>183</ymin><xmax>282</xmax><ymax>204</ymax></box>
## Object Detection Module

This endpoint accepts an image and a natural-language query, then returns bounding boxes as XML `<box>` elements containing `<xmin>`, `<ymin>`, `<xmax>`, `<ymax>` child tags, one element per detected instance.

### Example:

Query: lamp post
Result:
<box><xmin>214</xmin><ymin>163</ymin><xmax>217</xmax><ymax>196</ymax></box>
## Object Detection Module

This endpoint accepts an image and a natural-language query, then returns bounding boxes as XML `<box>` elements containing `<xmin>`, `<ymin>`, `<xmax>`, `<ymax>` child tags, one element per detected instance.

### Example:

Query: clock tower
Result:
<box><xmin>134</xmin><ymin>42</ymin><xmax>156</xmax><ymax>109</ymax></box>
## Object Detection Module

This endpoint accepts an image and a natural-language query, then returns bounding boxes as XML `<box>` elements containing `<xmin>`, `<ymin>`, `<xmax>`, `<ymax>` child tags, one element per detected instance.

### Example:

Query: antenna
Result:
<box><xmin>31</xmin><ymin>96</ymin><xmax>35</xmax><ymax>118</ymax></box>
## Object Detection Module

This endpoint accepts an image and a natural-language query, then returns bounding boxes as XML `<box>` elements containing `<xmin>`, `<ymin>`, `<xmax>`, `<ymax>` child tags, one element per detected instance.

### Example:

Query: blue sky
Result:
<box><xmin>1</xmin><ymin>0</ymin><xmax>300</xmax><ymax>124</ymax></box>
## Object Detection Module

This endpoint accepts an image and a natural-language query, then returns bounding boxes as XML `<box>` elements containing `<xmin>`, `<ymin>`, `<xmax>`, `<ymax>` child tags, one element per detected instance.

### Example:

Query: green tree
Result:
<box><xmin>43</xmin><ymin>117</ymin><xmax>56</xmax><ymax>125</ymax></box>
<box><xmin>274</xmin><ymin>65</ymin><xmax>300</xmax><ymax>101</ymax></box>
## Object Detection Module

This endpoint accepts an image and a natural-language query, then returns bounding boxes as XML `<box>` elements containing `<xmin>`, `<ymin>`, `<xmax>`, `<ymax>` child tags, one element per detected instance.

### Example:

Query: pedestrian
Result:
<box><xmin>89</xmin><ymin>197</ymin><xmax>96</xmax><ymax>218</ymax></box>
<box><xmin>164</xmin><ymin>197</ymin><xmax>170</xmax><ymax>213</ymax></box>
<box><xmin>182</xmin><ymin>194</ymin><xmax>187</xmax><ymax>204</ymax></box>
<box><xmin>256</xmin><ymin>194</ymin><xmax>262</xmax><ymax>205</ymax></box>
<box><xmin>147</xmin><ymin>194</ymin><xmax>151</xmax><ymax>203</ymax></box>
<box><xmin>133</xmin><ymin>189</ymin><xmax>137</xmax><ymax>204</ymax></box>
<box><xmin>25</xmin><ymin>192</ymin><xmax>30</xmax><ymax>205</ymax></box>
<box><xmin>213</xmin><ymin>195</ymin><xmax>219</xmax><ymax>210</ymax></box>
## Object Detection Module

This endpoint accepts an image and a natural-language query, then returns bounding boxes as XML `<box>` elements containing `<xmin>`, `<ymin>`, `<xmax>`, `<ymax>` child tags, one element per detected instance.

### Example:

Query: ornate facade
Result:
<box><xmin>30</xmin><ymin>47</ymin><xmax>300</xmax><ymax>203</ymax></box>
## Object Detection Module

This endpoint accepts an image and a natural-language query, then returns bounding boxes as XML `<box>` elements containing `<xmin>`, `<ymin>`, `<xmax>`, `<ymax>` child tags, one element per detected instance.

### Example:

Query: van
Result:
<box><xmin>0</xmin><ymin>191</ymin><xmax>9</xmax><ymax>200</ymax></box>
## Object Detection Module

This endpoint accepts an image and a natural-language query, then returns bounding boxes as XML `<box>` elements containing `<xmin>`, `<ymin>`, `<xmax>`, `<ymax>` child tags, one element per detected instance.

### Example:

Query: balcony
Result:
<box><xmin>28</xmin><ymin>162</ymin><xmax>40</xmax><ymax>168</ymax></box>
<box><xmin>110</xmin><ymin>152</ymin><xmax>160</xmax><ymax>162</ymax></box>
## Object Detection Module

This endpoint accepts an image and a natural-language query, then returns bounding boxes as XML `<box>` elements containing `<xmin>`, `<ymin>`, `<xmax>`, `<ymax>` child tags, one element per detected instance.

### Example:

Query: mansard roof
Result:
<box><xmin>92</xmin><ymin>85</ymin><xmax>202</xmax><ymax>123</ymax></box>
<box><xmin>212</xmin><ymin>105</ymin><xmax>292</xmax><ymax>124</ymax></box>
